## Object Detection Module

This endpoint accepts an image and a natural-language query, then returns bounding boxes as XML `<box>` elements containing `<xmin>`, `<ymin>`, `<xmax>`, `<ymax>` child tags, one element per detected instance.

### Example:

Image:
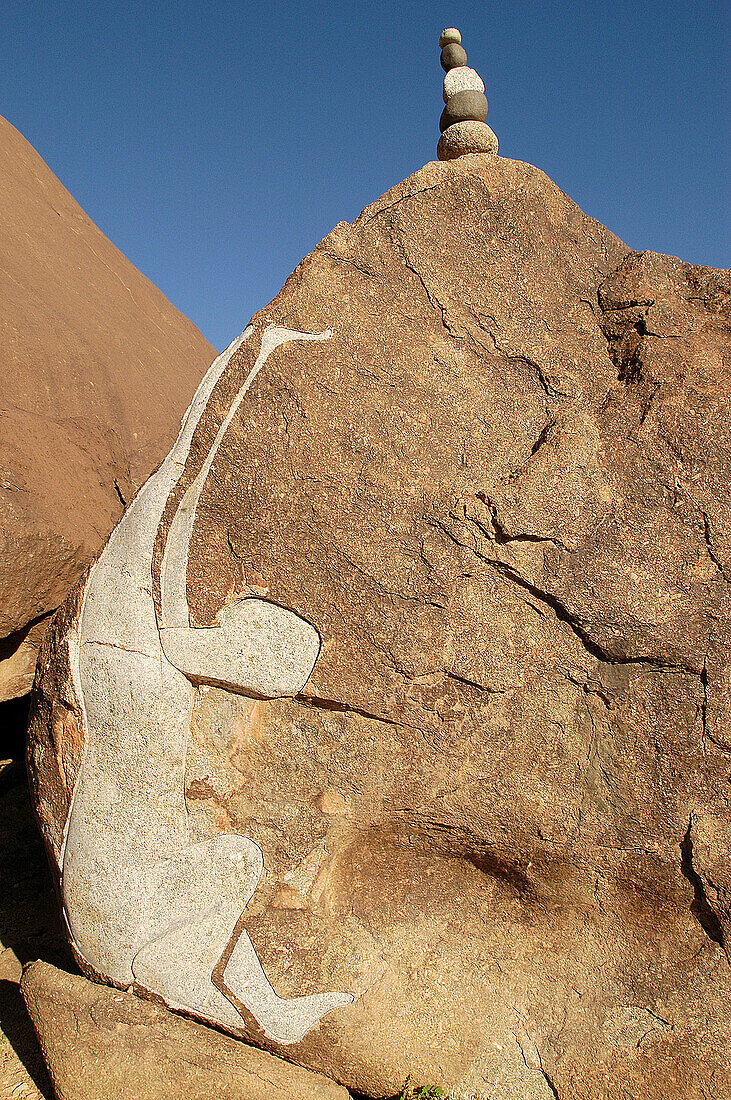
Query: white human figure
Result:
<box><xmin>61</xmin><ymin>325</ymin><xmax>353</xmax><ymax>1045</ymax></box>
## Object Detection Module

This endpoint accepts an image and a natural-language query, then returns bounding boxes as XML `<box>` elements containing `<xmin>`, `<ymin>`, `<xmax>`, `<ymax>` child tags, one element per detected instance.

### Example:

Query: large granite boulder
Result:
<box><xmin>28</xmin><ymin>154</ymin><xmax>730</xmax><ymax>1099</ymax></box>
<box><xmin>0</xmin><ymin>114</ymin><xmax>216</xmax><ymax>701</ymax></box>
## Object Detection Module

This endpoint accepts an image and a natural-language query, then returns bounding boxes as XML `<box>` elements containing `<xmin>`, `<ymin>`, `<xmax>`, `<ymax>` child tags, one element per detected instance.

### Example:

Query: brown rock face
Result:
<box><xmin>30</xmin><ymin>155</ymin><xmax>730</xmax><ymax>1098</ymax></box>
<box><xmin>21</xmin><ymin>962</ymin><xmax>350</xmax><ymax>1100</ymax></box>
<box><xmin>0</xmin><ymin>115</ymin><xmax>216</xmax><ymax>700</ymax></box>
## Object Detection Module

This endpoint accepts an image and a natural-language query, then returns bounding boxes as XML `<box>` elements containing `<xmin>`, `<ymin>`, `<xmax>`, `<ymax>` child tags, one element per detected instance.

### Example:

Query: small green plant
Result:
<box><xmin>397</xmin><ymin>1079</ymin><xmax>447</xmax><ymax>1100</ymax></box>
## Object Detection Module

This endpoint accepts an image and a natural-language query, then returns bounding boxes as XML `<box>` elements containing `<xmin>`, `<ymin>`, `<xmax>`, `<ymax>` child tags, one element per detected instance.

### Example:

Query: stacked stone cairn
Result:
<box><xmin>437</xmin><ymin>28</ymin><xmax>498</xmax><ymax>160</ymax></box>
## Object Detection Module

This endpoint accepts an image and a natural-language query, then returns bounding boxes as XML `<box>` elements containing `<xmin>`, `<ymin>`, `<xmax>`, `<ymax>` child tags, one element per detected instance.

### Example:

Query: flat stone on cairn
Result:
<box><xmin>437</xmin><ymin>28</ymin><xmax>498</xmax><ymax>160</ymax></box>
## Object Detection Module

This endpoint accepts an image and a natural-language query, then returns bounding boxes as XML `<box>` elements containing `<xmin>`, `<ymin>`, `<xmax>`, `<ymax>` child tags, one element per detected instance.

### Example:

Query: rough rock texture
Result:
<box><xmin>21</xmin><ymin>962</ymin><xmax>350</xmax><ymax>1100</ymax></box>
<box><xmin>29</xmin><ymin>154</ymin><xmax>731</xmax><ymax>1099</ymax></box>
<box><xmin>0</xmin><ymin>114</ymin><xmax>216</xmax><ymax>701</ymax></box>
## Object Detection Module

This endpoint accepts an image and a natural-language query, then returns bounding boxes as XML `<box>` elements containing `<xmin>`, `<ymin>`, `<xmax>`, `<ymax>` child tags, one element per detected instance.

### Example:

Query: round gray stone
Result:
<box><xmin>439</xmin><ymin>90</ymin><xmax>488</xmax><ymax>133</ymax></box>
<box><xmin>439</xmin><ymin>27</ymin><xmax>461</xmax><ymax>47</ymax></box>
<box><xmin>437</xmin><ymin>121</ymin><xmax>499</xmax><ymax>160</ymax></box>
<box><xmin>441</xmin><ymin>43</ymin><xmax>468</xmax><ymax>71</ymax></box>
<box><xmin>443</xmin><ymin>66</ymin><xmax>485</xmax><ymax>102</ymax></box>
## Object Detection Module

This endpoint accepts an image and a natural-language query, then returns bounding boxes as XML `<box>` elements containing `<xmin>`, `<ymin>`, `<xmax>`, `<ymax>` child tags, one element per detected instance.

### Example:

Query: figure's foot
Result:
<box><xmin>220</xmin><ymin>926</ymin><xmax>354</xmax><ymax>1044</ymax></box>
<box><xmin>131</xmin><ymin>899</ymin><xmax>260</xmax><ymax>1035</ymax></box>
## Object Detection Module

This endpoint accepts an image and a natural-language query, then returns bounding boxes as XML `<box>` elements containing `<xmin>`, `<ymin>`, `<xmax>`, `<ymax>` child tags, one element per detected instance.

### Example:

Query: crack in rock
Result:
<box><xmin>680</xmin><ymin>817</ymin><xmax>729</xmax><ymax>961</ymax></box>
<box><xmin>391</xmin><ymin>234</ymin><xmax>461</xmax><ymax>338</ymax></box>
<box><xmin>428</xmin><ymin>515</ymin><xmax>699</xmax><ymax>674</ymax></box>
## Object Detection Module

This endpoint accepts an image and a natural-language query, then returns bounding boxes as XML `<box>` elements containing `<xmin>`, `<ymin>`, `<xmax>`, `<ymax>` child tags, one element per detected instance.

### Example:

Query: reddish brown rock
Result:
<box><xmin>0</xmin><ymin>114</ymin><xmax>216</xmax><ymax>700</ymax></box>
<box><xmin>29</xmin><ymin>154</ymin><xmax>731</xmax><ymax>1099</ymax></box>
<box><xmin>21</xmin><ymin>961</ymin><xmax>351</xmax><ymax>1100</ymax></box>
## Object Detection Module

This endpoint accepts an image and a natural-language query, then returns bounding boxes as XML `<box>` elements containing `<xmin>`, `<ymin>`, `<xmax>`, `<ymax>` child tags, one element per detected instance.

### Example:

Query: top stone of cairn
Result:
<box><xmin>438</xmin><ymin>27</ymin><xmax>461</xmax><ymax>47</ymax></box>
<box><xmin>437</xmin><ymin>28</ymin><xmax>498</xmax><ymax>160</ymax></box>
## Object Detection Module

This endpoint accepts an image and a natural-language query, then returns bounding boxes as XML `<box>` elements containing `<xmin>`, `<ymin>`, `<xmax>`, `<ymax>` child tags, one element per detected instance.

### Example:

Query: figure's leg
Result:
<box><xmin>133</xmin><ymin>898</ymin><xmax>261</xmax><ymax>1033</ymax></box>
<box><xmin>130</xmin><ymin>833</ymin><xmax>352</xmax><ymax>1044</ymax></box>
<box><xmin>130</xmin><ymin>833</ymin><xmax>262</xmax><ymax>1033</ymax></box>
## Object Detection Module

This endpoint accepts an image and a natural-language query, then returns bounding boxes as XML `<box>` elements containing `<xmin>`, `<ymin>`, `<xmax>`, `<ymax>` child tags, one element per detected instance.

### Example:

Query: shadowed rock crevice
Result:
<box><xmin>296</xmin><ymin>692</ymin><xmax>405</xmax><ymax>730</ymax></box>
<box><xmin>473</xmin><ymin>492</ymin><xmax>568</xmax><ymax>550</ymax></box>
<box><xmin>701</xmin><ymin>512</ymin><xmax>731</xmax><ymax>585</ymax></box>
<box><xmin>539</xmin><ymin>1068</ymin><xmax>561</xmax><ymax>1100</ymax></box>
<box><xmin>430</xmin><ymin>513</ymin><xmax>701</xmax><ymax>673</ymax></box>
<box><xmin>483</xmin><ymin>557</ymin><xmax>698</xmax><ymax>672</ymax></box>
<box><xmin>680</xmin><ymin>820</ymin><xmax>727</xmax><ymax>958</ymax></box>
<box><xmin>113</xmin><ymin>478</ymin><xmax>128</xmax><ymax>509</ymax></box>
<box><xmin>0</xmin><ymin>612</ymin><xmax>55</xmax><ymax>666</ymax></box>
<box><xmin>0</xmin><ymin>694</ymin><xmax>31</xmax><ymax>761</ymax></box>
<box><xmin>602</xmin><ymin>314</ymin><xmax>648</xmax><ymax>383</ymax></box>
<box><xmin>481</xmin><ymin>331</ymin><xmax>570</xmax><ymax>400</ymax></box>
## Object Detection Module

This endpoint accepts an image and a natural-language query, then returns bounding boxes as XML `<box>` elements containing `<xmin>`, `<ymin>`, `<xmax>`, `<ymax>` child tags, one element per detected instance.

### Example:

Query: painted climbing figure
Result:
<box><xmin>61</xmin><ymin>324</ymin><xmax>353</xmax><ymax>1046</ymax></box>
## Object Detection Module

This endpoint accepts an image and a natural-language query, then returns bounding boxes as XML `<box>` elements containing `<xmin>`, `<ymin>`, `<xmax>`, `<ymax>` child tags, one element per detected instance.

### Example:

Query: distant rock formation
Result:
<box><xmin>29</xmin><ymin>153</ymin><xmax>730</xmax><ymax>1099</ymax></box>
<box><xmin>0</xmin><ymin>115</ymin><xmax>216</xmax><ymax>701</ymax></box>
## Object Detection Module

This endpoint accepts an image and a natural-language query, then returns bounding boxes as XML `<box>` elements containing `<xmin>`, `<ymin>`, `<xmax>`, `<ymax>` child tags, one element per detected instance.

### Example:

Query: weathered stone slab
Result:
<box><xmin>21</xmin><ymin>962</ymin><xmax>350</xmax><ymax>1100</ymax></box>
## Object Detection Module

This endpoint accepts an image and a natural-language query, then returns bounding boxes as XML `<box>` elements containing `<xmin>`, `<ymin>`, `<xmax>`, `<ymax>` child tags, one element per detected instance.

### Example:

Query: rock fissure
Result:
<box><xmin>530</xmin><ymin>417</ymin><xmax>557</xmax><ymax>457</ymax></box>
<box><xmin>559</xmin><ymin>666</ymin><xmax>614</xmax><ymax>708</ymax></box>
<box><xmin>701</xmin><ymin>512</ymin><xmax>731</xmax><ymax>585</ymax></box>
<box><xmin>679</xmin><ymin>818</ymin><xmax>728</xmax><ymax>961</ymax></box>
<box><xmin>113</xmin><ymin>478</ymin><xmax>127</xmax><ymax>509</ymax></box>
<box><xmin>296</xmin><ymin>691</ymin><xmax>414</xmax><ymax>732</ymax></box>
<box><xmin>362</xmin><ymin>181</ymin><xmax>446</xmax><ymax>224</ymax></box>
<box><xmin>487</xmin><ymin>558</ymin><xmax>699</xmax><ymax>672</ymax></box>
<box><xmin>431</xmin><ymin>514</ymin><xmax>698</xmax><ymax>673</ymax></box>
<box><xmin>392</xmin><ymin>234</ymin><xmax>460</xmax><ymax>338</ymax></box>
<box><xmin>473</xmin><ymin>492</ymin><xmax>570</xmax><ymax>552</ymax></box>
<box><xmin>443</xmin><ymin>670</ymin><xmax>505</xmax><ymax>695</ymax></box>
<box><xmin>476</xmin><ymin>327</ymin><xmax>567</xmax><ymax>400</ymax></box>
<box><xmin>539</xmin><ymin>1065</ymin><xmax>561</xmax><ymax>1100</ymax></box>
<box><xmin>320</xmin><ymin>251</ymin><xmax>379</xmax><ymax>280</ymax></box>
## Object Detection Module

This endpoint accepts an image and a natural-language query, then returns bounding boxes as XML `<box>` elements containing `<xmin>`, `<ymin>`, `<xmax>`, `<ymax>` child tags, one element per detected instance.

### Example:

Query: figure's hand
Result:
<box><xmin>160</xmin><ymin>599</ymin><xmax>320</xmax><ymax>698</ymax></box>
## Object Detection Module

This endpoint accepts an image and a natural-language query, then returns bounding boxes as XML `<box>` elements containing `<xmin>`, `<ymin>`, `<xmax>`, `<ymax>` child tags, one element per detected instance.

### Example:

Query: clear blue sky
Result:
<box><xmin>1</xmin><ymin>0</ymin><xmax>728</xmax><ymax>351</ymax></box>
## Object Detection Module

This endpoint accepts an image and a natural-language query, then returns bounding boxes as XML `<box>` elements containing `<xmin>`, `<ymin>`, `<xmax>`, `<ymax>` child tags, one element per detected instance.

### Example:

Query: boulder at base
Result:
<box><xmin>0</xmin><ymin>115</ymin><xmax>216</xmax><ymax>701</ymax></box>
<box><xmin>21</xmin><ymin>961</ymin><xmax>350</xmax><ymax>1100</ymax></box>
<box><xmin>28</xmin><ymin>154</ymin><xmax>731</xmax><ymax>1099</ymax></box>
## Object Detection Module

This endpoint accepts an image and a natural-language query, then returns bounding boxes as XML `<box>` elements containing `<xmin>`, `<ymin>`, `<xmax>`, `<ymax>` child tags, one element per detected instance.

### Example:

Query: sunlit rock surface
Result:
<box><xmin>28</xmin><ymin>154</ymin><xmax>731</xmax><ymax>1099</ymax></box>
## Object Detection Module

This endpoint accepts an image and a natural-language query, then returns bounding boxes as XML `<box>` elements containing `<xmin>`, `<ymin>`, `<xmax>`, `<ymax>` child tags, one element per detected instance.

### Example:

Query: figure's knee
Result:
<box><xmin>147</xmin><ymin>833</ymin><xmax>263</xmax><ymax>919</ymax></box>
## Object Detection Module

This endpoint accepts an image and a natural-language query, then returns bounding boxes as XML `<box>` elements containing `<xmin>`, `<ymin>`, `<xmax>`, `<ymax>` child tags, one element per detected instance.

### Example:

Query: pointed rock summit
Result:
<box><xmin>437</xmin><ymin>28</ymin><xmax>498</xmax><ymax>159</ymax></box>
